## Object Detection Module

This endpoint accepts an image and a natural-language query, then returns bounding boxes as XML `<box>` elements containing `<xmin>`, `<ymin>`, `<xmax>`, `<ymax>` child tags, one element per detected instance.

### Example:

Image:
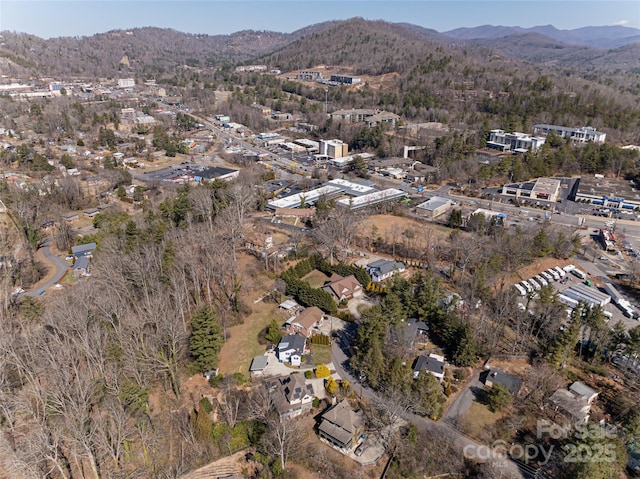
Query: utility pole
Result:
<box><xmin>324</xmin><ymin>87</ymin><xmax>328</xmax><ymax>116</ymax></box>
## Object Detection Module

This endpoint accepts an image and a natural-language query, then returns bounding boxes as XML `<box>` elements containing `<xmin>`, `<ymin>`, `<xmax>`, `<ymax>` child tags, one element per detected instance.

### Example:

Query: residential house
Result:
<box><xmin>62</xmin><ymin>212</ymin><xmax>78</xmax><ymax>222</ymax></box>
<box><xmin>286</xmin><ymin>307</ymin><xmax>324</xmax><ymax>338</ymax></box>
<box><xmin>244</xmin><ymin>232</ymin><xmax>277</xmax><ymax>258</ymax></box>
<box><xmin>404</xmin><ymin>318</ymin><xmax>429</xmax><ymax>347</ymax></box>
<box><xmin>366</xmin><ymin>259</ymin><xmax>406</xmax><ymax>283</ymax></box>
<box><xmin>72</xmin><ymin>256</ymin><xmax>90</xmax><ymax>277</ymax></box>
<box><xmin>480</xmin><ymin>369</ymin><xmax>523</xmax><ymax>397</ymax></box>
<box><xmin>276</xmin><ymin>334</ymin><xmax>307</xmax><ymax>365</ymax></box>
<box><xmin>318</xmin><ymin>400</ymin><xmax>365</xmax><ymax>453</ymax></box>
<box><xmin>321</xmin><ymin>274</ymin><xmax>363</xmax><ymax>302</ymax></box>
<box><xmin>412</xmin><ymin>353</ymin><xmax>446</xmax><ymax>381</ymax></box>
<box><xmin>268</xmin><ymin>374</ymin><xmax>315</xmax><ymax>419</ymax></box>
<box><xmin>83</xmin><ymin>208</ymin><xmax>99</xmax><ymax>218</ymax></box>
<box><xmin>71</xmin><ymin>242</ymin><xmax>96</xmax><ymax>258</ymax></box>
<box><xmin>548</xmin><ymin>381</ymin><xmax>598</xmax><ymax>426</ymax></box>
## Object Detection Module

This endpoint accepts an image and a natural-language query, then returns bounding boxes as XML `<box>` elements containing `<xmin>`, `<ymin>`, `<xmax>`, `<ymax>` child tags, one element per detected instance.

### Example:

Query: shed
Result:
<box><xmin>250</xmin><ymin>355</ymin><xmax>268</xmax><ymax>375</ymax></box>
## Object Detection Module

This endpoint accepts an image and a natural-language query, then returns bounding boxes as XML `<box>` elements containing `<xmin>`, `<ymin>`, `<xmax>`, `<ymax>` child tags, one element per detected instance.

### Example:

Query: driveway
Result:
<box><xmin>442</xmin><ymin>370</ymin><xmax>483</xmax><ymax>423</ymax></box>
<box><xmin>25</xmin><ymin>241</ymin><xmax>70</xmax><ymax>297</ymax></box>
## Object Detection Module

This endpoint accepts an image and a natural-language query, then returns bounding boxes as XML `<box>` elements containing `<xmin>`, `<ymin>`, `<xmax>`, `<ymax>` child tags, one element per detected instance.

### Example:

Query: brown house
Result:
<box><xmin>322</xmin><ymin>274</ymin><xmax>363</xmax><ymax>303</ymax></box>
<box><xmin>286</xmin><ymin>306</ymin><xmax>324</xmax><ymax>338</ymax></box>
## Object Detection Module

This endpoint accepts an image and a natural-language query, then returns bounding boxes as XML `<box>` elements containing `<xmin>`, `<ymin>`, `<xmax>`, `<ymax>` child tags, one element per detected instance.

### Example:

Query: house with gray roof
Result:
<box><xmin>480</xmin><ymin>369</ymin><xmax>523</xmax><ymax>396</ymax></box>
<box><xmin>72</xmin><ymin>256</ymin><xmax>90</xmax><ymax>277</ymax></box>
<box><xmin>71</xmin><ymin>242</ymin><xmax>96</xmax><ymax>258</ymax></box>
<box><xmin>366</xmin><ymin>259</ymin><xmax>405</xmax><ymax>283</ymax></box>
<box><xmin>413</xmin><ymin>353</ymin><xmax>446</xmax><ymax>381</ymax></box>
<box><xmin>276</xmin><ymin>334</ymin><xmax>307</xmax><ymax>364</ymax></box>
<box><xmin>318</xmin><ymin>400</ymin><xmax>365</xmax><ymax>453</ymax></box>
<box><xmin>548</xmin><ymin>381</ymin><xmax>598</xmax><ymax>426</ymax></box>
<box><xmin>267</xmin><ymin>374</ymin><xmax>315</xmax><ymax>419</ymax></box>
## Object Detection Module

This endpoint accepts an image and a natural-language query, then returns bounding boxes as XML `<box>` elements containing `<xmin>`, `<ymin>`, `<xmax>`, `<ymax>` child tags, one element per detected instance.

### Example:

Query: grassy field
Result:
<box><xmin>462</xmin><ymin>401</ymin><xmax>501</xmax><ymax>439</ymax></box>
<box><xmin>217</xmin><ymin>300</ymin><xmax>281</xmax><ymax>375</ymax></box>
<box><xmin>310</xmin><ymin>343</ymin><xmax>332</xmax><ymax>366</ymax></box>
<box><xmin>301</xmin><ymin>269</ymin><xmax>330</xmax><ymax>288</ymax></box>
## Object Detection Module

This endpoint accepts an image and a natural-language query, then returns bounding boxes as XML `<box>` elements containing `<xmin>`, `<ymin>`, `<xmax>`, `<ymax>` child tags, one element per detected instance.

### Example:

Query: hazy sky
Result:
<box><xmin>1</xmin><ymin>1</ymin><xmax>639</xmax><ymax>38</ymax></box>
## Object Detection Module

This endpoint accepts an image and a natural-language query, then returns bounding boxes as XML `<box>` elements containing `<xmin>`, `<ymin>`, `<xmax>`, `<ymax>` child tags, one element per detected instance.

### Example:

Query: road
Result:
<box><xmin>25</xmin><ymin>240</ymin><xmax>69</xmax><ymax>297</ymax></box>
<box><xmin>331</xmin><ymin>328</ymin><xmax>531</xmax><ymax>478</ymax></box>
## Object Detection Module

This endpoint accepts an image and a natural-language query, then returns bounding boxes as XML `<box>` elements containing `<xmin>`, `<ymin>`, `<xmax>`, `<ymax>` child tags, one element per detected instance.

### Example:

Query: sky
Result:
<box><xmin>1</xmin><ymin>0</ymin><xmax>639</xmax><ymax>38</ymax></box>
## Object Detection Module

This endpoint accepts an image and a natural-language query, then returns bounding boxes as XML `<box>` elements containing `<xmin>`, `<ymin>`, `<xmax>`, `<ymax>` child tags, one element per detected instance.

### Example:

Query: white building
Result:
<box><xmin>117</xmin><ymin>78</ymin><xmax>135</xmax><ymax>89</ymax></box>
<box><xmin>487</xmin><ymin>130</ymin><xmax>546</xmax><ymax>153</ymax></box>
<box><xmin>532</xmin><ymin>124</ymin><xmax>606</xmax><ymax>145</ymax></box>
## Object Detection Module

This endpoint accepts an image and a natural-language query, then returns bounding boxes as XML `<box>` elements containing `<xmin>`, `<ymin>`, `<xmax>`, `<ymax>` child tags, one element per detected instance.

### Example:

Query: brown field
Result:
<box><xmin>216</xmin><ymin>253</ymin><xmax>289</xmax><ymax>375</ymax></box>
<box><xmin>462</xmin><ymin>401</ymin><xmax>503</xmax><ymax>440</ymax></box>
<box><xmin>357</xmin><ymin>214</ymin><xmax>453</xmax><ymax>250</ymax></box>
<box><xmin>301</xmin><ymin>269</ymin><xmax>330</xmax><ymax>288</ymax></box>
<box><xmin>510</xmin><ymin>257</ymin><xmax>574</xmax><ymax>284</ymax></box>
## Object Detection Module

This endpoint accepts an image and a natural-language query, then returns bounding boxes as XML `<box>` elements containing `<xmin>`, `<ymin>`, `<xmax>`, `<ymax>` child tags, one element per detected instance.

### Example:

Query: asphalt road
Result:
<box><xmin>330</xmin><ymin>329</ymin><xmax>529</xmax><ymax>478</ymax></box>
<box><xmin>24</xmin><ymin>240</ymin><xmax>69</xmax><ymax>297</ymax></box>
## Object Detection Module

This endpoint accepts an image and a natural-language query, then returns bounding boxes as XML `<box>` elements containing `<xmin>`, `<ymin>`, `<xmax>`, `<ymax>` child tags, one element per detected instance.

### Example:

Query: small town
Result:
<box><xmin>1</xmin><ymin>3</ymin><xmax>640</xmax><ymax>479</ymax></box>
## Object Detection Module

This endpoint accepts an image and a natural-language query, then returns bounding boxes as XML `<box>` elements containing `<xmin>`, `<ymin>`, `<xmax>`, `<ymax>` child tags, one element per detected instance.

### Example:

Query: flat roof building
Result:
<box><xmin>532</xmin><ymin>124</ymin><xmax>606</xmax><ymax>145</ymax></box>
<box><xmin>573</xmin><ymin>176</ymin><xmax>640</xmax><ymax>210</ymax></box>
<box><xmin>502</xmin><ymin>177</ymin><xmax>561</xmax><ymax>202</ymax></box>
<box><xmin>267</xmin><ymin>185</ymin><xmax>344</xmax><ymax>209</ymax></box>
<box><xmin>319</xmin><ymin>139</ymin><xmax>348</xmax><ymax>159</ymax></box>
<box><xmin>335</xmin><ymin>188</ymin><xmax>407</xmax><ymax>210</ymax></box>
<box><xmin>487</xmin><ymin>129</ymin><xmax>546</xmax><ymax>153</ymax></box>
<box><xmin>327</xmin><ymin>178</ymin><xmax>376</xmax><ymax>196</ymax></box>
<box><xmin>416</xmin><ymin>196</ymin><xmax>453</xmax><ymax>219</ymax></box>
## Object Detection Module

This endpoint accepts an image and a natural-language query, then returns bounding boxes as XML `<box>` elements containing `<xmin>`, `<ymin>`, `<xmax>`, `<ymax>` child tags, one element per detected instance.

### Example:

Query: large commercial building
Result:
<box><xmin>267</xmin><ymin>185</ymin><xmax>344</xmax><ymax>210</ymax></box>
<box><xmin>335</xmin><ymin>188</ymin><xmax>407</xmax><ymax>210</ymax></box>
<box><xmin>319</xmin><ymin>139</ymin><xmax>349</xmax><ymax>159</ymax></box>
<box><xmin>572</xmin><ymin>177</ymin><xmax>640</xmax><ymax>210</ymax></box>
<box><xmin>501</xmin><ymin>178</ymin><xmax>562</xmax><ymax>203</ymax></box>
<box><xmin>487</xmin><ymin>130</ymin><xmax>546</xmax><ymax>153</ymax></box>
<box><xmin>532</xmin><ymin>124</ymin><xmax>606</xmax><ymax>144</ymax></box>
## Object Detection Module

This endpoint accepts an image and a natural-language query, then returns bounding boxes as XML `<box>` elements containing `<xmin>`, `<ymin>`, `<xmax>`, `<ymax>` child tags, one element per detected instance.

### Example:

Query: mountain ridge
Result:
<box><xmin>443</xmin><ymin>24</ymin><xmax>640</xmax><ymax>49</ymax></box>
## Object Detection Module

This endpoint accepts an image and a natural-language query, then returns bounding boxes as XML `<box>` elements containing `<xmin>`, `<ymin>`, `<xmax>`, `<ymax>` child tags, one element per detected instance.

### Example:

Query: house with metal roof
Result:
<box><xmin>71</xmin><ymin>242</ymin><xmax>96</xmax><ymax>258</ymax></box>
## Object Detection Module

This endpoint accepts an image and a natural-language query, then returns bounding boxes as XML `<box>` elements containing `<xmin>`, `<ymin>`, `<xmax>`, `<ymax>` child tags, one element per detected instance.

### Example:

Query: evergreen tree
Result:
<box><xmin>265</xmin><ymin>320</ymin><xmax>282</xmax><ymax>345</ymax></box>
<box><xmin>189</xmin><ymin>304</ymin><xmax>224</xmax><ymax>372</ymax></box>
<box><xmin>485</xmin><ymin>383</ymin><xmax>512</xmax><ymax>412</ymax></box>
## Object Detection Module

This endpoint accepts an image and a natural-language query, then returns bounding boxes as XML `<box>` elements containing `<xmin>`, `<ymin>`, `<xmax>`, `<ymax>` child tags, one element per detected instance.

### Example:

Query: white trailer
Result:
<box><xmin>535</xmin><ymin>275</ymin><xmax>548</xmax><ymax>287</ymax></box>
<box><xmin>571</xmin><ymin>268</ymin><xmax>587</xmax><ymax>280</ymax></box>
<box><xmin>521</xmin><ymin>280</ymin><xmax>533</xmax><ymax>293</ymax></box>
<box><xmin>514</xmin><ymin>283</ymin><xmax>526</xmax><ymax>296</ymax></box>
<box><xmin>557</xmin><ymin>294</ymin><xmax>579</xmax><ymax>309</ymax></box>
<box><xmin>541</xmin><ymin>271</ymin><xmax>555</xmax><ymax>283</ymax></box>
<box><xmin>554</xmin><ymin>266</ymin><xmax>566</xmax><ymax>278</ymax></box>
<box><xmin>529</xmin><ymin>278</ymin><xmax>541</xmax><ymax>290</ymax></box>
<box><xmin>547</xmin><ymin>269</ymin><xmax>560</xmax><ymax>281</ymax></box>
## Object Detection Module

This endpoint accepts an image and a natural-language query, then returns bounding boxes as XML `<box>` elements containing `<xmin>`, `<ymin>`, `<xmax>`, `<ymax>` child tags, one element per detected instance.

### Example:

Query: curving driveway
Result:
<box><xmin>25</xmin><ymin>240</ymin><xmax>70</xmax><ymax>297</ymax></box>
<box><xmin>331</xmin><ymin>328</ymin><xmax>529</xmax><ymax>478</ymax></box>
